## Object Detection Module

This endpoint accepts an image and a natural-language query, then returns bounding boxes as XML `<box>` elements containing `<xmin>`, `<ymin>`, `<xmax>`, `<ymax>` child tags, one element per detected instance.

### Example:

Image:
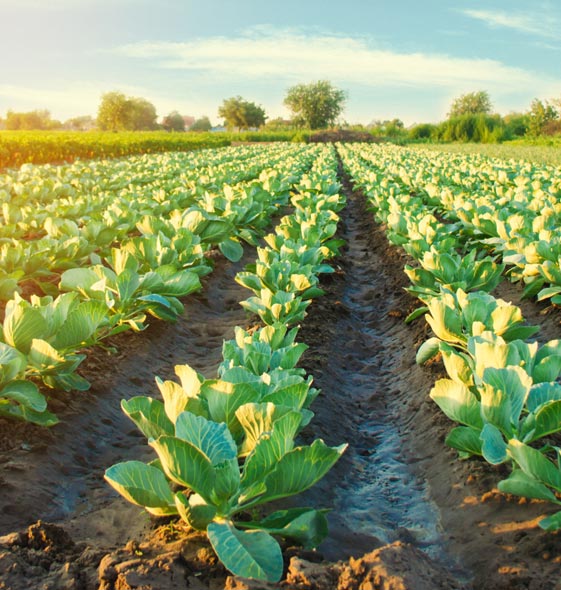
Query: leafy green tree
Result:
<box><xmin>368</xmin><ymin>118</ymin><xmax>405</xmax><ymax>139</ymax></box>
<box><xmin>283</xmin><ymin>80</ymin><xmax>346</xmax><ymax>129</ymax></box>
<box><xmin>5</xmin><ymin>109</ymin><xmax>58</xmax><ymax>130</ymax></box>
<box><xmin>128</xmin><ymin>97</ymin><xmax>158</xmax><ymax>130</ymax></box>
<box><xmin>448</xmin><ymin>91</ymin><xmax>492</xmax><ymax>118</ymax></box>
<box><xmin>408</xmin><ymin>123</ymin><xmax>436</xmax><ymax>140</ymax></box>
<box><xmin>503</xmin><ymin>112</ymin><xmax>528</xmax><ymax>138</ymax></box>
<box><xmin>218</xmin><ymin>96</ymin><xmax>266</xmax><ymax>131</ymax></box>
<box><xmin>189</xmin><ymin>116</ymin><xmax>212</xmax><ymax>132</ymax></box>
<box><xmin>63</xmin><ymin>115</ymin><xmax>95</xmax><ymax>131</ymax></box>
<box><xmin>527</xmin><ymin>98</ymin><xmax>558</xmax><ymax>137</ymax></box>
<box><xmin>97</xmin><ymin>92</ymin><xmax>158</xmax><ymax>132</ymax></box>
<box><xmin>162</xmin><ymin>110</ymin><xmax>186</xmax><ymax>132</ymax></box>
<box><xmin>97</xmin><ymin>92</ymin><xmax>130</xmax><ymax>131</ymax></box>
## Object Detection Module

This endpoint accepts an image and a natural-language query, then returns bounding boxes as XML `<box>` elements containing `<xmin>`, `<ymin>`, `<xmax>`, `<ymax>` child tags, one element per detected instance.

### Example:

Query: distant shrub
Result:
<box><xmin>408</xmin><ymin>123</ymin><xmax>436</xmax><ymax>140</ymax></box>
<box><xmin>309</xmin><ymin>129</ymin><xmax>379</xmax><ymax>143</ymax></box>
<box><xmin>433</xmin><ymin>114</ymin><xmax>506</xmax><ymax>143</ymax></box>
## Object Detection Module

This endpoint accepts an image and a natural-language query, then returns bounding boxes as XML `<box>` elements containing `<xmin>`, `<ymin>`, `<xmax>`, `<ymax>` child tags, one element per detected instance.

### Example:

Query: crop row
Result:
<box><xmin>105</xmin><ymin>144</ymin><xmax>347</xmax><ymax>582</ymax></box>
<box><xmin>342</xmin><ymin>144</ymin><xmax>561</xmax><ymax>308</ymax></box>
<box><xmin>0</xmin><ymin>131</ymin><xmax>232</xmax><ymax>170</ymax></box>
<box><xmin>0</xmin><ymin>144</ymin><xmax>322</xmax><ymax>426</ymax></box>
<box><xmin>340</xmin><ymin>143</ymin><xmax>561</xmax><ymax>532</ymax></box>
<box><xmin>0</xmin><ymin>144</ymin><xmax>314</xmax><ymax>298</ymax></box>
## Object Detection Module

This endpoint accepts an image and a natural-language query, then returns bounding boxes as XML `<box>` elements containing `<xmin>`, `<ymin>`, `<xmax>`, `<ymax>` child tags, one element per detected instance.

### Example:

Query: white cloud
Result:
<box><xmin>461</xmin><ymin>7</ymin><xmax>561</xmax><ymax>39</ymax></box>
<box><xmin>111</xmin><ymin>27</ymin><xmax>557</xmax><ymax>94</ymax></box>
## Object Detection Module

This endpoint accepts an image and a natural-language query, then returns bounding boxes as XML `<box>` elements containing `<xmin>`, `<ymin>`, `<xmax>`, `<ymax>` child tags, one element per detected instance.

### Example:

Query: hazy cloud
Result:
<box><xmin>461</xmin><ymin>7</ymin><xmax>561</xmax><ymax>39</ymax></box>
<box><xmin>112</xmin><ymin>27</ymin><xmax>557</xmax><ymax>94</ymax></box>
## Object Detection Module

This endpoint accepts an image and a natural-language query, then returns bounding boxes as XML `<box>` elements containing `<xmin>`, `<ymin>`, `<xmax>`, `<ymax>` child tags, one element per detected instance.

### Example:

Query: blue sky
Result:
<box><xmin>1</xmin><ymin>0</ymin><xmax>560</xmax><ymax>126</ymax></box>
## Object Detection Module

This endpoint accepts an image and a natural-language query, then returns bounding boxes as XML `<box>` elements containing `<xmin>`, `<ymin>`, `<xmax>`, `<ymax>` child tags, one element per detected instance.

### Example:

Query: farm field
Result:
<box><xmin>414</xmin><ymin>142</ymin><xmax>561</xmax><ymax>167</ymax></box>
<box><xmin>1</xmin><ymin>143</ymin><xmax>561</xmax><ymax>589</ymax></box>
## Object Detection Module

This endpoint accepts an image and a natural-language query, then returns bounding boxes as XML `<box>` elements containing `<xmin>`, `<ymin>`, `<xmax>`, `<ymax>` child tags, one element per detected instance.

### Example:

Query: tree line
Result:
<box><xmin>1</xmin><ymin>84</ymin><xmax>561</xmax><ymax>143</ymax></box>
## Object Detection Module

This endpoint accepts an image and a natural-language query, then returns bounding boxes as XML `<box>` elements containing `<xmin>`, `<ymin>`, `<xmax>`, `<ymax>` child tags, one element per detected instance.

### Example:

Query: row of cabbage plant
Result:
<box><xmin>0</xmin><ymin>144</ymin><xmax>315</xmax><ymax>300</ymax></box>
<box><xmin>342</xmin><ymin>143</ymin><xmax>561</xmax><ymax>310</ymax></box>
<box><xmin>0</xmin><ymin>145</ymin><xmax>319</xmax><ymax>426</ymax></box>
<box><xmin>104</xmin><ymin>144</ymin><xmax>347</xmax><ymax>582</ymax></box>
<box><xmin>339</xmin><ymin>142</ymin><xmax>561</xmax><ymax>532</ymax></box>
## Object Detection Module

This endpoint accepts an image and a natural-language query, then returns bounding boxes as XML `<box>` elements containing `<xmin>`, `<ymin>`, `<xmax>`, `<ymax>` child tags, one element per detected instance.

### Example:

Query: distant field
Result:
<box><xmin>0</xmin><ymin>130</ymin><xmax>233</xmax><ymax>169</ymax></box>
<box><xmin>413</xmin><ymin>141</ymin><xmax>561</xmax><ymax>167</ymax></box>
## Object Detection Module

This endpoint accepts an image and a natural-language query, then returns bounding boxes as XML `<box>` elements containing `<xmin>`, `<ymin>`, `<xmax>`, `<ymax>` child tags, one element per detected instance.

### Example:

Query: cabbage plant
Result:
<box><xmin>106</xmin><ymin>387</ymin><xmax>345</xmax><ymax>582</ymax></box>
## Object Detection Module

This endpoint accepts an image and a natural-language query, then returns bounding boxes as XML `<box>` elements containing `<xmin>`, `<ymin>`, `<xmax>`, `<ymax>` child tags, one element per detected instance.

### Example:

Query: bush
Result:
<box><xmin>433</xmin><ymin>114</ymin><xmax>507</xmax><ymax>143</ymax></box>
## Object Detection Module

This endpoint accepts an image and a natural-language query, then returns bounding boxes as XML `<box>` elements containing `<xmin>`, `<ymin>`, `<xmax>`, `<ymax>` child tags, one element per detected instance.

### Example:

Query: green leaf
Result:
<box><xmin>104</xmin><ymin>460</ymin><xmax>176</xmax><ymax>515</ymax></box>
<box><xmin>207</xmin><ymin>521</ymin><xmax>283</xmax><ymax>582</ymax></box>
<box><xmin>3</xmin><ymin>304</ymin><xmax>48</xmax><ymax>354</ymax></box>
<box><xmin>429</xmin><ymin>379</ymin><xmax>483</xmax><ymax>429</ymax></box>
<box><xmin>0</xmin><ymin>402</ymin><xmax>58</xmax><ymax>426</ymax></box>
<box><xmin>27</xmin><ymin>338</ymin><xmax>66</xmax><ymax>369</ymax></box>
<box><xmin>539</xmin><ymin>511</ymin><xmax>561</xmax><ymax>531</ymax></box>
<box><xmin>498</xmin><ymin>469</ymin><xmax>559</xmax><ymax>504</ymax></box>
<box><xmin>0</xmin><ymin>379</ymin><xmax>46</xmax><ymax>412</ymax></box>
<box><xmin>203</xmin><ymin>380</ymin><xmax>257</xmax><ymax>437</ymax></box>
<box><xmin>248</xmin><ymin>508</ymin><xmax>329</xmax><ymax>549</ymax></box>
<box><xmin>526</xmin><ymin>383</ymin><xmax>561</xmax><ymax>413</ymax></box>
<box><xmin>480</xmin><ymin>423</ymin><xmax>508</xmax><ymax>465</ymax></box>
<box><xmin>149</xmin><ymin>435</ymin><xmax>216</xmax><ymax>501</ymax></box>
<box><xmin>59</xmin><ymin>267</ymin><xmax>103</xmax><ymax>297</ymax></box>
<box><xmin>507</xmin><ymin>439</ymin><xmax>561</xmax><ymax>492</ymax></box>
<box><xmin>480</xmin><ymin>366</ymin><xmax>532</xmax><ymax>435</ymax></box>
<box><xmin>404</xmin><ymin>306</ymin><xmax>428</xmax><ymax>324</ymax></box>
<box><xmin>416</xmin><ymin>337</ymin><xmax>441</xmax><ymax>365</ymax></box>
<box><xmin>526</xmin><ymin>400</ymin><xmax>561</xmax><ymax>442</ymax></box>
<box><xmin>121</xmin><ymin>397</ymin><xmax>174</xmax><ymax>440</ymax></box>
<box><xmin>219</xmin><ymin>238</ymin><xmax>244</xmax><ymax>262</ymax></box>
<box><xmin>51</xmin><ymin>300</ymin><xmax>107</xmax><ymax>351</ymax></box>
<box><xmin>240</xmin><ymin>411</ymin><xmax>302</xmax><ymax>501</ymax></box>
<box><xmin>175</xmin><ymin>492</ymin><xmax>216</xmax><ymax>531</ymax></box>
<box><xmin>445</xmin><ymin>426</ymin><xmax>482</xmax><ymax>456</ymax></box>
<box><xmin>174</xmin><ymin>412</ymin><xmax>237</xmax><ymax>465</ymax></box>
<box><xmin>252</xmin><ymin>440</ymin><xmax>346</xmax><ymax>507</ymax></box>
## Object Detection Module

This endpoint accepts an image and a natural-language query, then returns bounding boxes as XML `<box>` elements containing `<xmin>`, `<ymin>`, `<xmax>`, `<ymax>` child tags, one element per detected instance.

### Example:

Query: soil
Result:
<box><xmin>1</xmin><ymin>166</ymin><xmax>561</xmax><ymax>589</ymax></box>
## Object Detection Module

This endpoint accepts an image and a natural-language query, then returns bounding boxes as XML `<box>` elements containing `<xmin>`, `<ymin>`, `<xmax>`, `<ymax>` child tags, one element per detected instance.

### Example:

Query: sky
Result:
<box><xmin>1</xmin><ymin>0</ymin><xmax>560</xmax><ymax>126</ymax></box>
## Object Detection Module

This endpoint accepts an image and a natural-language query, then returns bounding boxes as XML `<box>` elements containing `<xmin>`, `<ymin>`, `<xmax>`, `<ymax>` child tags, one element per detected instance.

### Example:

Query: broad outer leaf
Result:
<box><xmin>175</xmin><ymin>492</ymin><xmax>216</xmax><ymax>531</ymax></box>
<box><xmin>430</xmin><ymin>379</ymin><xmax>483</xmax><ymax>429</ymax></box>
<box><xmin>174</xmin><ymin>411</ymin><xmax>237</xmax><ymax>465</ymax></box>
<box><xmin>121</xmin><ymin>397</ymin><xmax>174</xmax><ymax>440</ymax></box>
<box><xmin>0</xmin><ymin>379</ymin><xmax>46</xmax><ymax>412</ymax></box>
<box><xmin>539</xmin><ymin>511</ymin><xmax>561</xmax><ymax>531</ymax></box>
<box><xmin>416</xmin><ymin>337</ymin><xmax>441</xmax><ymax>365</ymax></box>
<box><xmin>150</xmin><ymin>436</ymin><xmax>215</xmax><ymax>502</ymax></box>
<box><xmin>445</xmin><ymin>426</ymin><xmax>482</xmax><ymax>456</ymax></box>
<box><xmin>498</xmin><ymin>469</ymin><xmax>559</xmax><ymax>504</ymax></box>
<box><xmin>207</xmin><ymin>521</ymin><xmax>283</xmax><ymax>582</ymax></box>
<box><xmin>104</xmin><ymin>460</ymin><xmax>176</xmax><ymax>515</ymax></box>
<box><xmin>480</xmin><ymin>423</ymin><xmax>508</xmax><ymax>465</ymax></box>
<box><xmin>250</xmin><ymin>508</ymin><xmax>329</xmax><ymax>549</ymax></box>
<box><xmin>252</xmin><ymin>440</ymin><xmax>346</xmax><ymax>507</ymax></box>
<box><xmin>507</xmin><ymin>439</ymin><xmax>561</xmax><ymax>492</ymax></box>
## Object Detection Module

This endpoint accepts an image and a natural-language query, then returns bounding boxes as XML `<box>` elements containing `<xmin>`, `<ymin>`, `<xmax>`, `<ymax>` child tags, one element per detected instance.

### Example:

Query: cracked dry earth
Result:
<box><xmin>1</xmin><ymin>172</ymin><xmax>561</xmax><ymax>590</ymax></box>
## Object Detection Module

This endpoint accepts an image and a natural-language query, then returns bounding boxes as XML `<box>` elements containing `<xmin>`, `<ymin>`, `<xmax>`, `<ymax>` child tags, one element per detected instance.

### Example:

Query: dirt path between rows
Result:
<box><xmin>1</xmin><ymin>164</ymin><xmax>561</xmax><ymax>589</ymax></box>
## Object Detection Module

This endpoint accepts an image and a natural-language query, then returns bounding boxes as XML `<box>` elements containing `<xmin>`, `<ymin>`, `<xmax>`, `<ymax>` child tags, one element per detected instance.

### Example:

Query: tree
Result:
<box><xmin>189</xmin><ymin>116</ymin><xmax>212</xmax><ymax>132</ymax></box>
<box><xmin>448</xmin><ymin>91</ymin><xmax>492</xmax><ymax>118</ymax></box>
<box><xmin>97</xmin><ymin>92</ymin><xmax>130</xmax><ymax>131</ymax></box>
<box><xmin>97</xmin><ymin>92</ymin><xmax>158</xmax><ymax>131</ymax></box>
<box><xmin>526</xmin><ymin>98</ymin><xmax>558</xmax><ymax>137</ymax></box>
<box><xmin>283</xmin><ymin>80</ymin><xmax>346</xmax><ymax>129</ymax></box>
<box><xmin>162</xmin><ymin>110</ymin><xmax>186</xmax><ymax>132</ymax></box>
<box><xmin>63</xmin><ymin>115</ymin><xmax>95</xmax><ymax>131</ymax></box>
<box><xmin>128</xmin><ymin>97</ymin><xmax>158</xmax><ymax>130</ymax></box>
<box><xmin>218</xmin><ymin>96</ymin><xmax>266</xmax><ymax>131</ymax></box>
<box><xmin>5</xmin><ymin>109</ymin><xmax>58</xmax><ymax>130</ymax></box>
